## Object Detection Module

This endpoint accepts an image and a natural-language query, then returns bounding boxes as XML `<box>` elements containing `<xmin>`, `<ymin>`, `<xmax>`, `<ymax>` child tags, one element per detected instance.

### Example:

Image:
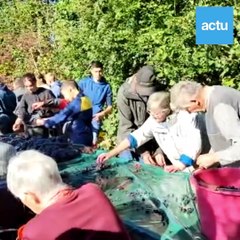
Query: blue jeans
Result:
<box><xmin>92</xmin><ymin>119</ymin><xmax>102</xmax><ymax>145</ymax></box>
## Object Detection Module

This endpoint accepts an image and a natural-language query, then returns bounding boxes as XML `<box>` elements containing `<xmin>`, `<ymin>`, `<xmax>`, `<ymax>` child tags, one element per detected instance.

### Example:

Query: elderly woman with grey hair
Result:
<box><xmin>97</xmin><ymin>91</ymin><xmax>209</xmax><ymax>172</ymax></box>
<box><xmin>7</xmin><ymin>150</ymin><xmax>130</xmax><ymax>240</ymax></box>
<box><xmin>170</xmin><ymin>80</ymin><xmax>240</xmax><ymax>169</ymax></box>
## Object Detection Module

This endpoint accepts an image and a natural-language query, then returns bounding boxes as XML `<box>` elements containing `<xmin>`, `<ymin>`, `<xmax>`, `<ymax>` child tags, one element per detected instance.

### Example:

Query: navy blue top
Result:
<box><xmin>78</xmin><ymin>76</ymin><xmax>112</xmax><ymax>115</ymax></box>
<box><xmin>44</xmin><ymin>93</ymin><xmax>93</xmax><ymax>146</ymax></box>
<box><xmin>0</xmin><ymin>84</ymin><xmax>16</xmax><ymax>117</ymax></box>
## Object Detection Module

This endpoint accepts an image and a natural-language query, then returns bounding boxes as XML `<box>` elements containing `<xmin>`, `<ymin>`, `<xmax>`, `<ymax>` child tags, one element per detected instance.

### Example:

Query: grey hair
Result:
<box><xmin>147</xmin><ymin>91</ymin><xmax>170</xmax><ymax>111</ymax></box>
<box><xmin>7</xmin><ymin>150</ymin><xmax>66</xmax><ymax>202</ymax></box>
<box><xmin>170</xmin><ymin>81</ymin><xmax>202</xmax><ymax>111</ymax></box>
<box><xmin>0</xmin><ymin>143</ymin><xmax>16</xmax><ymax>178</ymax></box>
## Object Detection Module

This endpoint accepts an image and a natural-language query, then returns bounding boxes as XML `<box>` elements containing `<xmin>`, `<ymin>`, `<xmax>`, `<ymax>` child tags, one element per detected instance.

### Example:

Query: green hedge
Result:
<box><xmin>0</xmin><ymin>0</ymin><xmax>239</xmax><ymax>148</ymax></box>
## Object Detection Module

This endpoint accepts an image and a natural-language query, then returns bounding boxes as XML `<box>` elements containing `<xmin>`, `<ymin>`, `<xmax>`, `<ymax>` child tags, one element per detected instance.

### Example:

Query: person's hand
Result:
<box><xmin>141</xmin><ymin>151</ymin><xmax>156</xmax><ymax>165</ymax></box>
<box><xmin>96</xmin><ymin>152</ymin><xmax>111</xmax><ymax>165</ymax></box>
<box><xmin>93</xmin><ymin>112</ymin><xmax>104</xmax><ymax>121</ymax></box>
<box><xmin>164</xmin><ymin>161</ymin><xmax>186</xmax><ymax>173</ymax></box>
<box><xmin>35</xmin><ymin>118</ymin><xmax>45</xmax><ymax>126</ymax></box>
<box><xmin>12</xmin><ymin>122</ymin><xmax>22</xmax><ymax>132</ymax></box>
<box><xmin>197</xmin><ymin>153</ymin><xmax>219</xmax><ymax>169</ymax></box>
<box><xmin>154</xmin><ymin>153</ymin><xmax>166</xmax><ymax>167</ymax></box>
<box><xmin>13</xmin><ymin>118</ymin><xmax>23</xmax><ymax>132</ymax></box>
<box><xmin>81</xmin><ymin>146</ymin><xmax>95</xmax><ymax>154</ymax></box>
<box><xmin>32</xmin><ymin>101</ymin><xmax>44</xmax><ymax>110</ymax></box>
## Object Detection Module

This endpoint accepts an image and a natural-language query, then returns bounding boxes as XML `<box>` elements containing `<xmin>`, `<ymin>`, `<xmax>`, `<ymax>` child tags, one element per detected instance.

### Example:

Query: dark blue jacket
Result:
<box><xmin>78</xmin><ymin>76</ymin><xmax>112</xmax><ymax>115</ymax></box>
<box><xmin>44</xmin><ymin>93</ymin><xmax>93</xmax><ymax>146</ymax></box>
<box><xmin>0</xmin><ymin>84</ymin><xmax>16</xmax><ymax>118</ymax></box>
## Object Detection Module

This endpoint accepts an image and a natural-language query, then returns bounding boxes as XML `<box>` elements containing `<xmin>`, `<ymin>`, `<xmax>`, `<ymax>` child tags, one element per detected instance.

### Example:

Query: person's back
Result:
<box><xmin>205</xmin><ymin>86</ymin><xmax>240</xmax><ymax>163</ymax></box>
<box><xmin>0</xmin><ymin>83</ymin><xmax>16</xmax><ymax>115</ymax></box>
<box><xmin>23</xmin><ymin>183</ymin><xmax>129</xmax><ymax>240</ymax></box>
<box><xmin>7</xmin><ymin>150</ymin><xmax>130</xmax><ymax>240</ymax></box>
<box><xmin>0</xmin><ymin>181</ymin><xmax>33</xmax><ymax>230</ymax></box>
<box><xmin>0</xmin><ymin>83</ymin><xmax>17</xmax><ymax>134</ymax></box>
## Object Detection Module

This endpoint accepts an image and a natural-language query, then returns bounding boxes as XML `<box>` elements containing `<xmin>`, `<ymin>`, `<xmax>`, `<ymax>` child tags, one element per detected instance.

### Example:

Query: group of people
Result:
<box><xmin>1</xmin><ymin>61</ymin><xmax>240</xmax><ymax>173</ymax></box>
<box><xmin>97</xmin><ymin>70</ymin><xmax>240</xmax><ymax>171</ymax></box>
<box><xmin>0</xmin><ymin>61</ymin><xmax>240</xmax><ymax>239</ymax></box>
<box><xmin>0</xmin><ymin>61</ymin><xmax>112</xmax><ymax>147</ymax></box>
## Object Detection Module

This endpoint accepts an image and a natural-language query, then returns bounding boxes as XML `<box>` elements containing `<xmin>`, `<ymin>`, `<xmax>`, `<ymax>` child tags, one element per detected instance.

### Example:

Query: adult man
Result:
<box><xmin>170</xmin><ymin>81</ymin><xmax>240</xmax><ymax>168</ymax></box>
<box><xmin>0</xmin><ymin>80</ymin><xmax>17</xmax><ymax>134</ymax></box>
<box><xmin>7</xmin><ymin>150</ymin><xmax>130</xmax><ymax>240</ymax></box>
<box><xmin>116</xmin><ymin>65</ymin><xmax>160</xmax><ymax>163</ymax></box>
<box><xmin>13</xmin><ymin>73</ymin><xmax>56</xmax><ymax>136</ymax></box>
<box><xmin>78</xmin><ymin>61</ymin><xmax>112</xmax><ymax>145</ymax></box>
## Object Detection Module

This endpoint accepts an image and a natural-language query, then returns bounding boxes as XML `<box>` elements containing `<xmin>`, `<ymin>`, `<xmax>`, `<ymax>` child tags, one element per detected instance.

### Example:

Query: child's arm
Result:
<box><xmin>44</xmin><ymin>100</ymin><xmax>78</xmax><ymax>128</ymax></box>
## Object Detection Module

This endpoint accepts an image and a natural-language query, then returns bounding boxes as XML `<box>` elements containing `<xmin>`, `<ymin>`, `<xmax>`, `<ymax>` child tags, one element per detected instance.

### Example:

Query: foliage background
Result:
<box><xmin>0</xmin><ymin>0</ymin><xmax>239</xmax><ymax>148</ymax></box>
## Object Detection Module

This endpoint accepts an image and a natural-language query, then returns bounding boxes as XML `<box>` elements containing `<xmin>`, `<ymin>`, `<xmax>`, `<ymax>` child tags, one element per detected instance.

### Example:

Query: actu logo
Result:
<box><xmin>196</xmin><ymin>6</ymin><xmax>234</xmax><ymax>45</ymax></box>
<box><xmin>201</xmin><ymin>21</ymin><xmax>228</xmax><ymax>31</ymax></box>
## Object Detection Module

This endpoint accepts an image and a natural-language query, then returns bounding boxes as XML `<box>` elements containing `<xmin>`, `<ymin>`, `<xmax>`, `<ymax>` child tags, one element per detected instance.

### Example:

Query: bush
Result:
<box><xmin>0</xmin><ymin>0</ymin><xmax>239</xmax><ymax>148</ymax></box>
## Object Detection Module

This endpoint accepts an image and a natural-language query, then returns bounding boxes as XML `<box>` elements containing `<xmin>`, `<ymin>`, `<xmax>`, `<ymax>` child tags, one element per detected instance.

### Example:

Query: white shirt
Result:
<box><xmin>130</xmin><ymin>110</ymin><xmax>202</xmax><ymax>165</ymax></box>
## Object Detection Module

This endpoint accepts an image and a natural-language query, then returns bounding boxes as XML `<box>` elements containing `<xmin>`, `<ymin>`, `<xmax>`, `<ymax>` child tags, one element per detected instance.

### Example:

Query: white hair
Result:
<box><xmin>170</xmin><ymin>81</ymin><xmax>202</xmax><ymax>111</ymax></box>
<box><xmin>147</xmin><ymin>91</ymin><xmax>170</xmax><ymax>111</ymax></box>
<box><xmin>7</xmin><ymin>150</ymin><xmax>66</xmax><ymax>202</ymax></box>
<box><xmin>0</xmin><ymin>143</ymin><xmax>16</xmax><ymax>178</ymax></box>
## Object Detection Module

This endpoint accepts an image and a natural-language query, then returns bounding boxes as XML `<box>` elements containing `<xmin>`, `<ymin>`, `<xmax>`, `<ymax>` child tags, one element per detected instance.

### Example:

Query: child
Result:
<box><xmin>97</xmin><ymin>92</ymin><xmax>209</xmax><ymax>172</ymax></box>
<box><xmin>36</xmin><ymin>81</ymin><xmax>93</xmax><ymax>146</ymax></box>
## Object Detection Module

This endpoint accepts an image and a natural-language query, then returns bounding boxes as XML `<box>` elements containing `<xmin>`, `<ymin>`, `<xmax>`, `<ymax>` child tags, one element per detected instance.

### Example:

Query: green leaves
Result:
<box><xmin>0</xmin><ymin>0</ymin><xmax>240</xmax><ymax>148</ymax></box>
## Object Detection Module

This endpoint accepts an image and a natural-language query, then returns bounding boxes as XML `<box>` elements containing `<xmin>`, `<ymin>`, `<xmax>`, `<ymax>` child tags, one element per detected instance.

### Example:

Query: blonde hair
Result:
<box><xmin>147</xmin><ymin>91</ymin><xmax>170</xmax><ymax>111</ymax></box>
<box><xmin>170</xmin><ymin>81</ymin><xmax>202</xmax><ymax>111</ymax></box>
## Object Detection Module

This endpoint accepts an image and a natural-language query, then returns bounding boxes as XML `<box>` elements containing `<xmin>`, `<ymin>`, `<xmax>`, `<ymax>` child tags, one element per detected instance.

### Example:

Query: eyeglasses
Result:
<box><xmin>147</xmin><ymin>109</ymin><xmax>170</xmax><ymax>117</ymax></box>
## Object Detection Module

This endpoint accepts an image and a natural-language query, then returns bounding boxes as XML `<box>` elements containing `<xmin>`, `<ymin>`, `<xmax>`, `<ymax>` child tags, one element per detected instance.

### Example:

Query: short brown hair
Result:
<box><xmin>22</xmin><ymin>73</ymin><xmax>37</xmax><ymax>84</ymax></box>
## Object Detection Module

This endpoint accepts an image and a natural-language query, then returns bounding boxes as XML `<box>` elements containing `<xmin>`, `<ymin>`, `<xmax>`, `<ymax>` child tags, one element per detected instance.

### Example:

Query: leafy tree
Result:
<box><xmin>0</xmin><ymin>0</ymin><xmax>239</xmax><ymax>148</ymax></box>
